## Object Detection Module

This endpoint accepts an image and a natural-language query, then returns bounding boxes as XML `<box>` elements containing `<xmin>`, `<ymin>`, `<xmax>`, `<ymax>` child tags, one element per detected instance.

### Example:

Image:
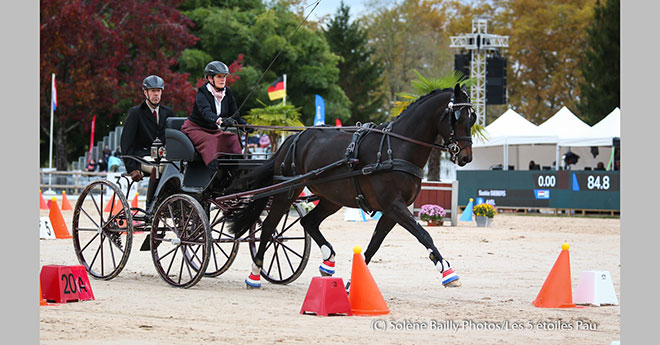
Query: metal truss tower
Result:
<box><xmin>450</xmin><ymin>17</ymin><xmax>509</xmax><ymax>127</ymax></box>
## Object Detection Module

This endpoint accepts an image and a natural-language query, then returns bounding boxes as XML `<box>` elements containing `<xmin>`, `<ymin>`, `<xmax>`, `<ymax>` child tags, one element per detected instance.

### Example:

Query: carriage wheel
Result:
<box><xmin>248</xmin><ymin>201</ymin><xmax>311</xmax><ymax>284</ymax></box>
<box><xmin>72</xmin><ymin>180</ymin><xmax>133</xmax><ymax>280</ymax></box>
<box><xmin>204</xmin><ymin>204</ymin><xmax>240</xmax><ymax>277</ymax></box>
<box><xmin>150</xmin><ymin>194</ymin><xmax>211</xmax><ymax>288</ymax></box>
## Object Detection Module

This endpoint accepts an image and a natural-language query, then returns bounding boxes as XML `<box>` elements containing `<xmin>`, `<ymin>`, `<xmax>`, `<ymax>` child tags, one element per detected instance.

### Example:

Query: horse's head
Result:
<box><xmin>438</xmin><ymin>84</ymin><xmax>475</xmax><ymax>166</ymax></box>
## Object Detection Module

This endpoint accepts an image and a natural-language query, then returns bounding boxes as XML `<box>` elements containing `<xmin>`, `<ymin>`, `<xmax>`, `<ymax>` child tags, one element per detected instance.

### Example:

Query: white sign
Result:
<box><xmin>106</xmin><ymin>172</ymin><xmax>137</xmax><ymax>200</ymax></box>
<box><xmin>40</xmin><ymin>216</ymin><xmax>56</xmax><ymax>240</ymax></box>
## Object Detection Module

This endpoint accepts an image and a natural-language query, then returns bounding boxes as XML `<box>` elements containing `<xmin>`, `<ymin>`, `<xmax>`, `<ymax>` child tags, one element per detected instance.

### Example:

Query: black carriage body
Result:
<box><xmin>72</xmin><ymin>117</ymin><xmax>312</xmax><ymax>288</ymax></box>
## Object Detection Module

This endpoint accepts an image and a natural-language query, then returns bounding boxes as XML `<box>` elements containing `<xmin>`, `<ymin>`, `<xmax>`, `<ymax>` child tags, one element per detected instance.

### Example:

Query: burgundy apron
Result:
<box><xmin>181</xmin><ymin>119</ymin><xmax>242</xmax><ymax>166</ymax></box>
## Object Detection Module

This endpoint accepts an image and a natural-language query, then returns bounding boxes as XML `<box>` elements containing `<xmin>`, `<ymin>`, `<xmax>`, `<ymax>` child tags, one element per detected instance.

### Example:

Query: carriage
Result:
<box><xmin>72</xmin><ymin>117</ymin><xmax>313</xmax><ymax>288</ymax></box>
<box><xmin>72</xmin><ymin>84</ymin><xmax>475</xmax><ymax>290</ymax></box>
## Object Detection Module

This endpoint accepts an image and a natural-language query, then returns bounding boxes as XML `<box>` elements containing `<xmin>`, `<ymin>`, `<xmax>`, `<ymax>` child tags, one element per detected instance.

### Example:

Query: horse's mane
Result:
<box><xmin>394</xmin><ymin>87</ymin><xmax>453</xmax><ymax>122</ymax></box>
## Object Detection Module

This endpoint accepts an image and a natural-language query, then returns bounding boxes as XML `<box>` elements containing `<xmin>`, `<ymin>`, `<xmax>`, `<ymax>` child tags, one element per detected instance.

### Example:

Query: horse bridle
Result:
<box><xmin>442</xmin><ymin>100</ymin><xmax>475</xmax><ymax>161</ymax></box>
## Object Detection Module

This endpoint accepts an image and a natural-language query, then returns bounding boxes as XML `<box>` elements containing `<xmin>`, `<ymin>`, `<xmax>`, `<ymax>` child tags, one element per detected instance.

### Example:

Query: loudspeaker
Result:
<box><xmin>454</xmin><ymin>53</ymin><xmax>471</xmax><ymax>79</ymax></box>
<box><xmin>486</xmin><ymin>56</ymin><xmax>507</xmax><ymax>105</ymax></box>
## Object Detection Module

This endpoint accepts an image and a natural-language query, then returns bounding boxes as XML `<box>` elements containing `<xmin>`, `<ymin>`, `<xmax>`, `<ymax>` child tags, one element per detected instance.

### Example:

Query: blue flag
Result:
<box><xmin>314</xmin><ymin>94</ymin><xmax>325</xmax><ymax>126</ymax></box>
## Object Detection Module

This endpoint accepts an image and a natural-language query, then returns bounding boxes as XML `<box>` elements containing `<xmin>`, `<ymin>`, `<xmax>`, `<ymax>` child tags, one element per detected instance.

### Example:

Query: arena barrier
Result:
<box><xmin>412</xmin><ymin>180</ymin><xmax>459</xmax><ymax>226</ymax></box>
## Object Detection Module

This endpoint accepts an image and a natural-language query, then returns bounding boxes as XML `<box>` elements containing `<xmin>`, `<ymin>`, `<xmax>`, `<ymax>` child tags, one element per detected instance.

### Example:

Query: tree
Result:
<box><xmin>364</xmin><ymin>0</ymin><xmax>454</xmax><ymax>117</ymax></box>
<box><xmin>245</xmin><ymin>101</ymin><xmax>304</xmax><ymax>152</ymax></box>
<box><xmin>495</xmin><ymin>0</ymin><xmax>596</xmax><ymax>124</ymax></box>
<box><xmin>180</xmin><ymin>2</ymin><xmax>351</xmax><ymax>125</ymax></box>
<box><xmin>577</xmin><ymin>0</ymin><xmax>619</xmax><ymax>125</ymax></box>
<box><xmin>40</xmin><ymin>0</ymin><xmax>198</xmax><ymax>170</ymax></box>
<box><xmin>324</xmin><ymin>1</ymin><xmax>385</xmax><ymax>125</ymax></box>
<box><xmin>391</xmin><ymin>71</ymin><xmax>482</xmax><ymax>181</ymax></box>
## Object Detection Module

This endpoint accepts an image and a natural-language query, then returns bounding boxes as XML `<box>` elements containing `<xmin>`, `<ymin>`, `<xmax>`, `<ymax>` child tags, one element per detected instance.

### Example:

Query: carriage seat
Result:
<box><xmin>164</xmin><ymin>117</ymin><xmax>201</xmax><ymax>162</ymax></box>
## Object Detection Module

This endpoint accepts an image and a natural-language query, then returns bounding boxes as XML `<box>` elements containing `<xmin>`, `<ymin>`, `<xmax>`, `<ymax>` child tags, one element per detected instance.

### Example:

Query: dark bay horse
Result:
<box><xmin>228</xmin><ymin>84</ymin><xmax>475</xmax><ymax>288</ymax></box>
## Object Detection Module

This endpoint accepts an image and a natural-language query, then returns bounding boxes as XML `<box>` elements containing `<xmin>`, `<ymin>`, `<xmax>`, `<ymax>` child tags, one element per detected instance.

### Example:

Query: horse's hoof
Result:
<box><xmin>319</xmin><ymin>270</ymin><xmax>333</xmax><ymax>277</ymax></box>
<box><xmin>245</xmin><ymin>273</ymin><xmax>261</xmax><ymax>289</ymax></box>
<box><xmin>443</xmin><ymin>278</ymin><xmax>462</xmax><ymax>288</ymax></box>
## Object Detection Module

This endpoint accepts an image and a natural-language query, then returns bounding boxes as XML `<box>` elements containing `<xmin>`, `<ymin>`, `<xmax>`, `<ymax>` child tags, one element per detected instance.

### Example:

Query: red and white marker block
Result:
<box><xmin>40</xmin><ymin>265</ymin><xmax>95</xmax><ymax>303</ymax></box>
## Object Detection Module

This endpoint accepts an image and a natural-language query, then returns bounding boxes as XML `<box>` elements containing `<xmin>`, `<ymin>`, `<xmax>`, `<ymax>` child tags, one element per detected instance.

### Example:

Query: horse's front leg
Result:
<box><xmin>299</xmin><ymin>199</ymin><xmax>342</xmax><ymax>276</ymax></box>
<box><xmin>363</xmin><ymin>215</ymin><xmax>397</xmax><ymax>264</ymax></box>
<box><xmin>386</xmin><ymin>200</ymin><xmax>461</xmax><ymax>287</ymax></box>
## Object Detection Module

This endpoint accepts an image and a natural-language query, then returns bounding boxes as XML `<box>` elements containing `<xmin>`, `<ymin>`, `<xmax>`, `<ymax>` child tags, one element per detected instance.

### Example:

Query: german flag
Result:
<box><xmin>267</xmin><ymin>76</ymin><xmax>286</xmax><ymax>101</ymax></box>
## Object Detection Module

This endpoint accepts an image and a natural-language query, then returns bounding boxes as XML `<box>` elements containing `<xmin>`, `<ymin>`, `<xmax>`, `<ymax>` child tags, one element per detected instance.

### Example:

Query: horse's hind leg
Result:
<box><xmin>246</xmin><ymin>190</ymin><xmax>302</xmax><ymax>288</ymax></box>
<box><xmin>299</xmin><ymin>198</ymin><xmax>342</xmax><ymax>276</ymax></box>
<box><xmin>385</xmin><ymin>199</ymin><xmax>461</xmax><ymax>287</ymax></box>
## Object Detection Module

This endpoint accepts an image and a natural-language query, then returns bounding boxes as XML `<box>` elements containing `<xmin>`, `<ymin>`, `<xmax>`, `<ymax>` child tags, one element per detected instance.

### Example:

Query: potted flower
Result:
<box><xmin>419</xmin><ymin>204</ymin><xmax>446</xmax><ymax>226</ymax></box>
<box><xmin>473</xmin><ymin>203</ymin><xmax>496</xmax><ymax>227</ymax></box>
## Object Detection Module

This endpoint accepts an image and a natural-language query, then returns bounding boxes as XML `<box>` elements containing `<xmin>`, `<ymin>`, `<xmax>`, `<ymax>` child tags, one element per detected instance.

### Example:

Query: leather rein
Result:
<box><xmin>232</xmin><ymin>101</ymin><xmax>474</xmax><ymax>160</ymax></box>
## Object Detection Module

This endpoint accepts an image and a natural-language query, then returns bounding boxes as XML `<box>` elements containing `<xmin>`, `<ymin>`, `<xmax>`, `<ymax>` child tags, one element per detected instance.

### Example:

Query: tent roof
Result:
<box><xmin>474</xmin><ymin>109</ymin><xmax>557</xmax><ymax>147</ymax></box>
<box><xmin>558</xmin><ymin>107</ymin><xmax>620</xmax><ymax>147</ymax></box>
<box><xmin>538</xmin><ymin>106</ymin><xmax>591</xmax><ymax>139</ymax></box>
<box><xmin>592</xmin><ymin>107</ymin><xmax>620</xmax><ymax>136</ymax></box>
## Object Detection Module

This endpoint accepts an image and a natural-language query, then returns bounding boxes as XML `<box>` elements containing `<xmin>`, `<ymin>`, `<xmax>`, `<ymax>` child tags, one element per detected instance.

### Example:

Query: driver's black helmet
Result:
<box><xmin>204</xmin><ymin>61</ymin><xmax>230</xmax><ymax>78</ymax></box>
<box><xmin>142</xmin><ymin>75</ymin><xmax>164</xmax><ymax>90</ymax></box>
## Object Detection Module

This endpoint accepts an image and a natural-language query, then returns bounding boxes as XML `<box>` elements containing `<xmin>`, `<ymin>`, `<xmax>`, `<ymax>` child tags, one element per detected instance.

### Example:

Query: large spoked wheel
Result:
<box><xmin>204</xmin><ymin>204</ymin><xmax>240</xmax><ymax>277</ymax></box>
<box><xmin>72</xmin><ymin>180</ymin><xmax>133</xmax><ymax>280</ymax></box>
<box><xmin>248</xmin><ymin>201</ymin><xmax>311</xmax><ymax>284</ymax></box>
<box><xmin>150</xmin><ymin>194</ymin><xmax>211</xmax><ymax>288</ymax></box>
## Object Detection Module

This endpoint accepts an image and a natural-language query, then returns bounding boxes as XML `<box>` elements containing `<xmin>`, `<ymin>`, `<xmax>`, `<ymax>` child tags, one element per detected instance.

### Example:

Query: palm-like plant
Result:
<box><xmin>244</xmin><ymin>100</ymin><xmax>304</xmax><ymax>152</ymax></box>
<box><xmin>391</xmin><ymin>70</ymin><xmax>485</xmax><ymax>180</ymax></box>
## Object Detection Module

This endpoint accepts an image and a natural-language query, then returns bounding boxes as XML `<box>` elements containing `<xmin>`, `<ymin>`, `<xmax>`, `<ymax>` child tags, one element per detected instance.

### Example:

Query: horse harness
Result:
<box><xmin>275</xmin><ymin>100</ymin><xmax>473</xmax><ymax>215</ymax></box>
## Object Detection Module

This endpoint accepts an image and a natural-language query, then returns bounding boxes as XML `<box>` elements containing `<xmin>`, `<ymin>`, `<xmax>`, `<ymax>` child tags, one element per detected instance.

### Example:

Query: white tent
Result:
<box><xmin>457</xmin><ymin>106</ymin><xmax>620</xmax><ymax>172</ymax></box>
<box><xmin>473</xmin><ymin>109</ymin><xmax>556</xmax><ymax>147</ymax></box>
<box><xmin>462</xmin><ymin>109</ymin><xmax>558</xmax><ymax>170</ymax></box>
<box><xmin>559</xmin><ymin>107</ymin><xmax>620</xmax><ymax>147</ymax></box>
<box><xmin>538</xmin><ymin>106</ymin><xmax>591</xmax><ymax>139</ymax></box>
<box><xmin>553</xmin><ymin>107</ymin><xmax>620</xmax><ymax>170</ymax></box>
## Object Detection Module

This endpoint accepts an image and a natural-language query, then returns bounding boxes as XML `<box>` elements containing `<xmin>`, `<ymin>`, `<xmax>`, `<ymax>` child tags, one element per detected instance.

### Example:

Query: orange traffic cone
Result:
<box><xmin>48</xmin><ymin>197</ymin><xmax>72</xmax><ymax>239</ymax></box>
<box><xmin>131</xmin><ymin>192</ymin><xmax>139</xmax><ymax>208</ymax></box>
<box><xmin>40</xmin><ymin>190</ymin><xmax>49</xmax><ymax>210</ymax></box>
<box><xmin>61</xmin><ymin>191</ymin><xmax>73</xmax><ymax>211</ymax></box>
<box><xmin>104</xmin><ymin>195</ymin><xmax>123</xmax><ymax>214</ymax></box>
<box><xmin>532</xmin><ymin>243</ymin><xmax>576</xmax><ymax>308</ymax></box>
<box><xmin>40</xmin><ymin>282</ymin><xmax>49</xmax><ymax>306</ymax></box>
<box><xmin>348</xmin><ymin>246</ymin><xmax>390</xmax><ymax>315</ymax></box>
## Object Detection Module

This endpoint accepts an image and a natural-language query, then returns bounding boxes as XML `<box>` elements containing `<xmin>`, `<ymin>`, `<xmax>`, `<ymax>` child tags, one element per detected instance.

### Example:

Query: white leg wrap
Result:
<box><xmin>321</xmin><ymin>245</ymin><xmax>333</xmax><ymax>261</ymax></box>
<box><xmin>251</xmin><ymin>263</ymin><xmax>261</xmax><ymax>275</ymax></box>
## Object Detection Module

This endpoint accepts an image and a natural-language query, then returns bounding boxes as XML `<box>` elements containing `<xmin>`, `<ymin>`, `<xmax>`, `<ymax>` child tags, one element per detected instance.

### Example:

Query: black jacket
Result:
<box><xmin>188</xmin><ymin>83</ymin><xmax>247</xmax><ymax>130</ymax></box>
<box><xmin>120</xmin><ymin>101</ymin><xmax>174</xmax><ymax>172</ymax></box>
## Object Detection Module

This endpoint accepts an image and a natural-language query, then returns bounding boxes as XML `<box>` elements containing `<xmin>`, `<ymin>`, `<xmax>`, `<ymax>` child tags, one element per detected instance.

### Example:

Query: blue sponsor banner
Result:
<box><xmin>534</xmin><ymin>189</ymin><xmax>551</xmax><ymax>199</ymax></box>
<box><xmin>314</xmin><ymin>94</ymin><xmax>325</xmax><ymax>126</ymax></box>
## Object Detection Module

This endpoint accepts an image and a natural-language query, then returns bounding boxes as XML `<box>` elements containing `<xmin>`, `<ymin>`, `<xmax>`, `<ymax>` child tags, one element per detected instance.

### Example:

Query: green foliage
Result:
<box><xmin>245</xmin><ymin>100</ymin><xmax>304</xmax><ymax>151</ymax></box>
<box><xmin>179</xmin><ymin>49</ymin><xmax>213</xmax><ymax>81</ymax></box>
<box><xmin>391</xmin><ymin>70</ymin><xmax>485</xmax><ymax>141</ymax></box>
<box><xmin>577</xmin><ymin>0</ymin><xmax>620</xmax><ymax>125</ymax></box>
<box><xmin>180</xmin><ymin>2</ymin><xmax>350</xmax><ymax>124</ymax></box>
<box><xmin>324</xmin><ymin>2</ymin><xmax>385</xmax><ymax>125</ymax></box>
<box><xmin>364</xmin><ymin>0</ymin><xmax>454</xmax><ymax>117</ymax></box>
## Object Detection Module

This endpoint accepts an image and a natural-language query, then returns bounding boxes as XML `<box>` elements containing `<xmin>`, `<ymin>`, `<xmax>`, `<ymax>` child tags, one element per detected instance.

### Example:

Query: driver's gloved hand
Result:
<box><xmin>223</xmin><ymin>118</ymin><xmax>236</xmax><ymax>126</ymax></box>
<box><xmin>129</xmin><ymin>170</ymin><xmax>144</xmax><ymax>182</ymax></box>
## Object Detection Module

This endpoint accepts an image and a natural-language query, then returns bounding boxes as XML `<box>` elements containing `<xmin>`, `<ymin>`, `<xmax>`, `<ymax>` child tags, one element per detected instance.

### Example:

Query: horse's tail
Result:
<box><xmin>225</xmin><ymin>154</ymin><xmax>276</xmax><ymax>238</ymax></box>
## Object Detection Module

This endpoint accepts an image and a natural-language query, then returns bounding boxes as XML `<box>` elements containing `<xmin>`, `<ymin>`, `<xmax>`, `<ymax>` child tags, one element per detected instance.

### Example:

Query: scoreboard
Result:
<box><xmin>457</xmin><ymin>170</ymin><xmax>620</xmax><ymax>210</ymax></box>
